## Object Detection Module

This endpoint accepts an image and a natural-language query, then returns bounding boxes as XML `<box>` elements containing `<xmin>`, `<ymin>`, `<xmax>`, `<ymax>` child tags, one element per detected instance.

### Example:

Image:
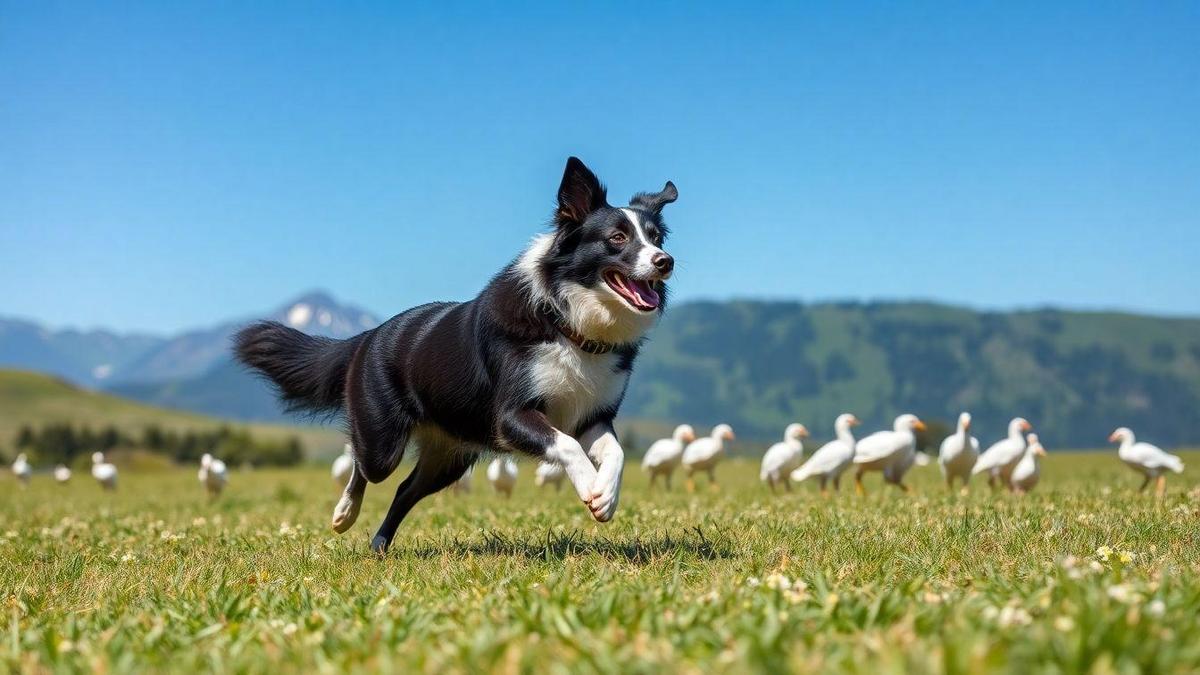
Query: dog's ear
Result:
<box><xmin>556</xmin><ymin>157</ymin><xmax>608</xmax><ymax>228</ymax></box>
<box><xmin>630</xmin><ymin>181</ymin><xmax>678</xmax><ymax>215</ymax></box>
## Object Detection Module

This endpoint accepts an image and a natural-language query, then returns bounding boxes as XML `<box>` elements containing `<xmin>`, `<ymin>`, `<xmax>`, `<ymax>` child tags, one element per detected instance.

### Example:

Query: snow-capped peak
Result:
<box><xmin>287</xmin><ymin>303</ymin><xmax>313</xmax><ymax>328</ymax></box>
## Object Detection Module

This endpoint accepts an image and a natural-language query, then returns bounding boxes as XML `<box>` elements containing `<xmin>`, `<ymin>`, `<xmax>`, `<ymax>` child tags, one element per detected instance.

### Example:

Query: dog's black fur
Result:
<box><xmin>235</xmin><ymin>157</ymin><xmax>676</xmax><ymax>552</ymax></box>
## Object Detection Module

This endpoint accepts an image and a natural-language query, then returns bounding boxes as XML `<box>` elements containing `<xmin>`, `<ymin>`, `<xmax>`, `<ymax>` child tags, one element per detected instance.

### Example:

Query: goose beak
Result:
<box><xmin>913</xmin><ymin>420</ymin><xmax>927</xmax><ymax>432</ymax></box>
<box><xmin>1107</xmin><ymin>432</ymin><xmax>1119</xmax><ymax>443</ymax></box>
<box><xmin>1021</xmin><ymin>420</ymin><xmax>1032</xmax><ymax>432</ymax></box>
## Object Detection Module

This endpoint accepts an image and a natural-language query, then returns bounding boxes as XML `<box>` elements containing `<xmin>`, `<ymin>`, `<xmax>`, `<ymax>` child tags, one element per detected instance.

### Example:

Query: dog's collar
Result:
<box><xmin>540</xmin><ymin>302</ymin><xmax>618</xmax><ymax>355</ymax></box>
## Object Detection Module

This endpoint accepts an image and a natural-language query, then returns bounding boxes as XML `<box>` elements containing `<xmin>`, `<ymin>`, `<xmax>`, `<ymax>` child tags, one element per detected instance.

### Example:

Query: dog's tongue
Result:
<box><xmin>607</xmin><ymin>271</ymin><xmax>660</xmax><ymax>310</ymax></box>
<box><xmin>627</xmin><ymin>278</ymin><xmax>660</xmax><ymax>308</ymax></box>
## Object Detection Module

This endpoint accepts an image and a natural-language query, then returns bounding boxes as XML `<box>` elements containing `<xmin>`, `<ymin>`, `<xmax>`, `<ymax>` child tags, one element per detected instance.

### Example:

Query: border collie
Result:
<box><xmin>235</xmin><ymin>157</ymin><xmax>677</xmax><ymax>553</ymax></box>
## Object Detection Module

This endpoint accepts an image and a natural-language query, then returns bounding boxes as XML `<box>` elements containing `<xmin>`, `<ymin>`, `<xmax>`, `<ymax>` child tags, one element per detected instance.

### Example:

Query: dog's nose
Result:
<box><xmin>652</xmin><ymin>253</ymin><xmax>674</xmax><ymax>275</ymax></box>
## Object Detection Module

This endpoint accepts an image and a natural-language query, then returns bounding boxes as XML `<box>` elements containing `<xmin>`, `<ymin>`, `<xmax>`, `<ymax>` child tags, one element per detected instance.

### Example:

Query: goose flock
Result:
<box><xmin>6</xmin><ymin>418</ymin><xmax>1186</xmax><ymax>499</ymax></box>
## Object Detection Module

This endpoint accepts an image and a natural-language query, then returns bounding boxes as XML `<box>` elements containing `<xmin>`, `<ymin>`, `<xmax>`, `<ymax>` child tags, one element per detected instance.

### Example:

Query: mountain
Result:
<box><xmin>112</xmin><ymin>357</ymin><xmax>301</xmax><ymax>423</ymax></box>
<box><xmin>112</xmin><ymin>290</ymin><xmax>379</xmax><ymax>384</ymax></box>
<box><xmin>0</xmin><ymin>317</ymin><xmax>163</xmax><ymax>386</ymax></box>
<box><xmin>105</xmin><ymin>291</ymin><xmax>380</xmax><ymax>422</ymax></box>
<box><xmin>0</xmin><ymin>291</ymin><xmax>377</xmax><ymax>390</ymax></box>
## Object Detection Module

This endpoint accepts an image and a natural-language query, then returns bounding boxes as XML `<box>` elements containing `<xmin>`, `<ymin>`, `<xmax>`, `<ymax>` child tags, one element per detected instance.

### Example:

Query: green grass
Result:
<box><xmin>3</xmin><ymin>452</ymin><xmax>1199</xmax><ymax>673</ymax></box>
<box><xmin>0</xmin><ymin>369</ymin><xmax>343</xmax><ymax>458</ymax></box>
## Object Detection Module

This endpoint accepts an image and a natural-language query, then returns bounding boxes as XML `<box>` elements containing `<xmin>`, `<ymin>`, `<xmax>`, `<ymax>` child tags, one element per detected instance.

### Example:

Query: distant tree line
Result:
<box><xmin>12</xmin><ymin>423</ymin><xmax>304</xmax><ymax>467</ymax></box>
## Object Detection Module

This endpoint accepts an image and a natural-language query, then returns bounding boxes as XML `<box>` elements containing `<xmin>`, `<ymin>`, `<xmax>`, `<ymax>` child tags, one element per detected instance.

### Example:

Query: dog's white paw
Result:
<box><xmin>587</xmin><ymin>465</ymin><xmax>623</xmax><ymax>523</ymax></box>
<box><xmin>331</xmin><ymin>492</ymin><xmax>361</xmax><ymax>534</ymax></box>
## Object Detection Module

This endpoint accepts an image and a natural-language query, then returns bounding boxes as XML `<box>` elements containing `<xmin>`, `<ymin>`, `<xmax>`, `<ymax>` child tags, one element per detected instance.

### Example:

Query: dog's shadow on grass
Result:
<box><xmin>396</xmin><ymin>526</ymin><xmax>733</xmax><ymax>563</ymax></box>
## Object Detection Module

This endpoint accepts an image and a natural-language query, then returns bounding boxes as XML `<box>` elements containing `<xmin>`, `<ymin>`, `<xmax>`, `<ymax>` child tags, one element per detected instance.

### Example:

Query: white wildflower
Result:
<box><xmin>997</xmin><ymin>605</ymin><xmax>1032</xmax><ymax>628</ymax></box>
<box><xmin>1107</xmin><ymin>584</ymin><xmax>1142</xmax><ymax>605</ymax></box>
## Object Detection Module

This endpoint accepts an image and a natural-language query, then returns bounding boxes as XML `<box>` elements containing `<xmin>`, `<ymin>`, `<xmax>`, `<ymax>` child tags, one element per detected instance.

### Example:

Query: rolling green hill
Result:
<box><xmin>92</xmin><ymin>299</ymin><xmax>1200</xmax><ymax>451</ymax></box>
<box><xmin>627</xmin><ymin>301</ymin><xmax>1200</xmax><ymax>448</ymax></box>
<box><xmin>0</xmin><ymin>369</ymin><xmax>343</xmax><ymax>458</ymax></box>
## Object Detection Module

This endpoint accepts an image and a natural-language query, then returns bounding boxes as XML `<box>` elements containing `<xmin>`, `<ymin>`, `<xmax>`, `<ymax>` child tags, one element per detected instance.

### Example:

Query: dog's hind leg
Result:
<box><xmin>370</xmin><ymin>449</ymin><xmax>476</xmax><ymax>555</ymax></box>
<box><xmin>333</xmin><ymin>405</ymin><xmax>415</xmax><ymax>534</ymax></box>
<box><xmin>332</xmin><ymin>465</ymin><xmax>367</xmax><ymax>533</ymax></box>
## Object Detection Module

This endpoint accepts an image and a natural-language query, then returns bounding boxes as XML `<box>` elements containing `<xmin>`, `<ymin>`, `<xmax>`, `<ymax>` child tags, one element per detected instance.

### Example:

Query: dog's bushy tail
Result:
<box><xmin>233</xmin><ymin>321</ymin><xmax>364</xmax><ymax>416</ymax></box>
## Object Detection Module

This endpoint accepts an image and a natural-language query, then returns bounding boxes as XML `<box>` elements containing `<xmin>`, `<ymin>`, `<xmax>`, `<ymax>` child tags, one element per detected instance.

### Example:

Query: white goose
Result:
<box><xmin>198</xmin><ymin>453</ymin><xmax>228</xmax><ymax>498</ymax></box>
<box><xmin>1009</xmin><ymin>433</ymin><xmax>1046</xmax><ymax>494</ymax></box>
<box><xmin>642</xmin><ymin>424</ymin><xmax>697</xmax><ymax>490</ymax></box>
<box><xmin>938</xmin><ymin>412</ymin><xmax>980</xmax><ymax>491</ymax></box>
<box><xmin>54</xmin><ymin>464</ymin><xmax>72</xmax><ymax>484</ymax></box>
<box><xmin>11</xmin><ymin>453</ymin><xmax>31</xmax><ymax>486</ymax></box>
<box><xmin>331</xmin><ymin>443</ymin><xmax>354</xmax><ymax>489</ymax></box>
<box><xmin>972</xmin><ymin>417</ymin><xmax>1032</xmax><ymax>488</ymax></box>
<box><xmin>852</xmin><ymin>414</ymin><xmax>926</xmax><ymax>494</ymax></box>
<box><xmin>759</xmin><ymin>423</ymin><xmax>809</xmax><ymax>493</ymax></box>
<box><xmin>486</xmin><ymin>456</ymin><xmax>518</xmax><ymax>497</ymax></box>
<box><xmin>681</xmin><ymin>424</ymin><xmax>736</xmax><ymax>492</ymax></box>
<box><xmin>790</xmin><ymin>413</ymin><xmax>861</xmax><ymax>494</ymax></box>
<box><xmin>91</xmin><ymin>452</ymin><xmax>118</xmax><ymax>490</ymax></box>
<box><xmin>534</xmin><ymin>461</ymin><xmax>566</xmax><ymax>491</ymax></box>
<box><xmin>1109</xmin><ymin>427</ymin><xmax>1184</xmax><ymax>497</ymax></box>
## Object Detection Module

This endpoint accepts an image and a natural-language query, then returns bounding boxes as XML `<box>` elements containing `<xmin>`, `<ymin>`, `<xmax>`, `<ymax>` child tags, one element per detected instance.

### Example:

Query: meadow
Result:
<box><xmin>3</xmin><ymin>452</ymin><xmax>1200</xmax><ymax>674</ymax></box>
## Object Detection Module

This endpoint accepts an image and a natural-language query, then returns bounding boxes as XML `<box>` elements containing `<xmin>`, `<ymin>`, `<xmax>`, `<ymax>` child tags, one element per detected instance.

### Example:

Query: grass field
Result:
<box><xmin>3</xmin><ymin>452</ymin><xmax>1199</xmax><ymax>673</ymax></box>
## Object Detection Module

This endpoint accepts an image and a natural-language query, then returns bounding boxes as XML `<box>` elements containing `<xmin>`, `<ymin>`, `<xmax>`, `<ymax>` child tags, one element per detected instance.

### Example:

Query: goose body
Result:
<box><xmin>852</xmin><ymin>414</ymin><xmax>925</xmax><ymax>493</ymax></box>
<box><xmin>938</xmin><ymin>412</ymin><xmax>980</xmax><ymax>490</ymax></box>
<box><xmin>486</xmin><ymin>456</ymin><xmax>518</xmax><ymax>497</ymax></box>
<box><xmin>790</xmin><ymin>414</ymin><xmax>860</xmax><ymax>493</ymax></box>
<box><xmin>972</xmin><ymin>417</ymin><xmax>1032</xmax><ymax>488</ymax></box>
<box><xmin>91</xmin><ymin>452</ymin><xmax>118</xmax><ymax>490</ymax></box>
<box><xmin>1109</xmin><ymin>427</ymin><xmax>1183</xmax><ymax>496</ymax></box>
<box><xmin>54</xmin><ymin>464</ymin><xmax>72</xmax><ymax>484</ymax></box>
<box><xmin>1010</xmin><ymin>433</ymin><xmax>1046</xmax><ymax>494</ymax></box>
<box><xmin>198</xmin><ymin>453</ymin><xmax>228</xmax><ymax>497</ymax></box>
<box><xmin>534</xmin><ymin>461</ymin><xmax>566</xmax><ymax>490</ymax></box>
<box><xmin>331</xmin><ymin>443</ymin><xmax>354</xmax><ymax>489</ymax></box>
<box><xmin>760</xmin><ymin>423</ymin><xmax>809</xmax><ymax>492</ymax></box>
<box><xmin>682</xmin><ymin>424</ymin><xmax>735</xmax><ymax>491</ymax></box>
<box><xmin>11</xmin><ymin>453</ymin><xmax>31</xmax><ymax>486</ymax></box>
<box><xmin>642</xmin><ymin>424</ymin><xmax>696</xmax><ymax>490</ymax></box>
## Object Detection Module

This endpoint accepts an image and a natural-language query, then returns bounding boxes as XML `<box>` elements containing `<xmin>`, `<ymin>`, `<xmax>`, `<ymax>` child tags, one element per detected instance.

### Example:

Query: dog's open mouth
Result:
<box><xmin>603</xmin><ymin>270</ymin><xmax>660</xmax><ymax>312</ymax></box>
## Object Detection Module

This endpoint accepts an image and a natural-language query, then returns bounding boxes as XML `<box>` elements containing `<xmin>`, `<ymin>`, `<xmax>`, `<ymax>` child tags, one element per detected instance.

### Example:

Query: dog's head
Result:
<box><xmin>521</xmin><ymin>157</ymin><xmax>677</xmax><ymax>345</ymax></box>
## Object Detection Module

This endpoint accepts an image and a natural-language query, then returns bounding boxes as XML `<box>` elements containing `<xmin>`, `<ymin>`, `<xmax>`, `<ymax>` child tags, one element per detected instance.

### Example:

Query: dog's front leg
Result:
<box><xmin>499</xmin><ymin>409</ymin><xmax>601</xmax><ymax>516</ymax></box>
<box><xmin>579</xmin><ymin>424</ymin><xmax>623</xmax><ymax>522</ymax></box>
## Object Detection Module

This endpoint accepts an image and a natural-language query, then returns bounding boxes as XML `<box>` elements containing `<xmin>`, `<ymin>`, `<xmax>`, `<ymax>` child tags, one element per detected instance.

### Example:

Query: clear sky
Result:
<box><xmin>2</xmin><ymin>2</ymin><xmax>1198</xmax><ymax>334</ymax></box>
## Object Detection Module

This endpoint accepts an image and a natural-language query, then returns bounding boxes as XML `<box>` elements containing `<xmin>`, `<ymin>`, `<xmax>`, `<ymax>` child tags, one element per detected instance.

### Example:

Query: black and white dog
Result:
<box><xmin>235</xmin><ymin>157</ymin><xmax>677</xmax><ymax>553</ymax></box>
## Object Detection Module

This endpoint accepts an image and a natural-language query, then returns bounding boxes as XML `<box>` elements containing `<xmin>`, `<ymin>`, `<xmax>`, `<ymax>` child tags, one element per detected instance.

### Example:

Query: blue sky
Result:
<box><xmin>2</xmin><ymin>2</ymin><xmax>1197</xmax><ymax>334</ymax></box>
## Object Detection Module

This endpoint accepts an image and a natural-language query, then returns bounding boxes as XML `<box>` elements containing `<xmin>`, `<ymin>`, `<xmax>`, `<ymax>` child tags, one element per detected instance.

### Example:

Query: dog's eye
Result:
<box><xmin>609</xmin><ymin>231</ymin><xmax>628</xmax><ymax>245</ymax></box>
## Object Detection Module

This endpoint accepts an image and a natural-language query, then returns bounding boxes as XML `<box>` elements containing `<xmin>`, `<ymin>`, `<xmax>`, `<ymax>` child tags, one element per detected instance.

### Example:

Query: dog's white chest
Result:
<box><xmin>527</xmin><ymin>341</ymin><xmax>627</xmax><ymax>434</ymax></box>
